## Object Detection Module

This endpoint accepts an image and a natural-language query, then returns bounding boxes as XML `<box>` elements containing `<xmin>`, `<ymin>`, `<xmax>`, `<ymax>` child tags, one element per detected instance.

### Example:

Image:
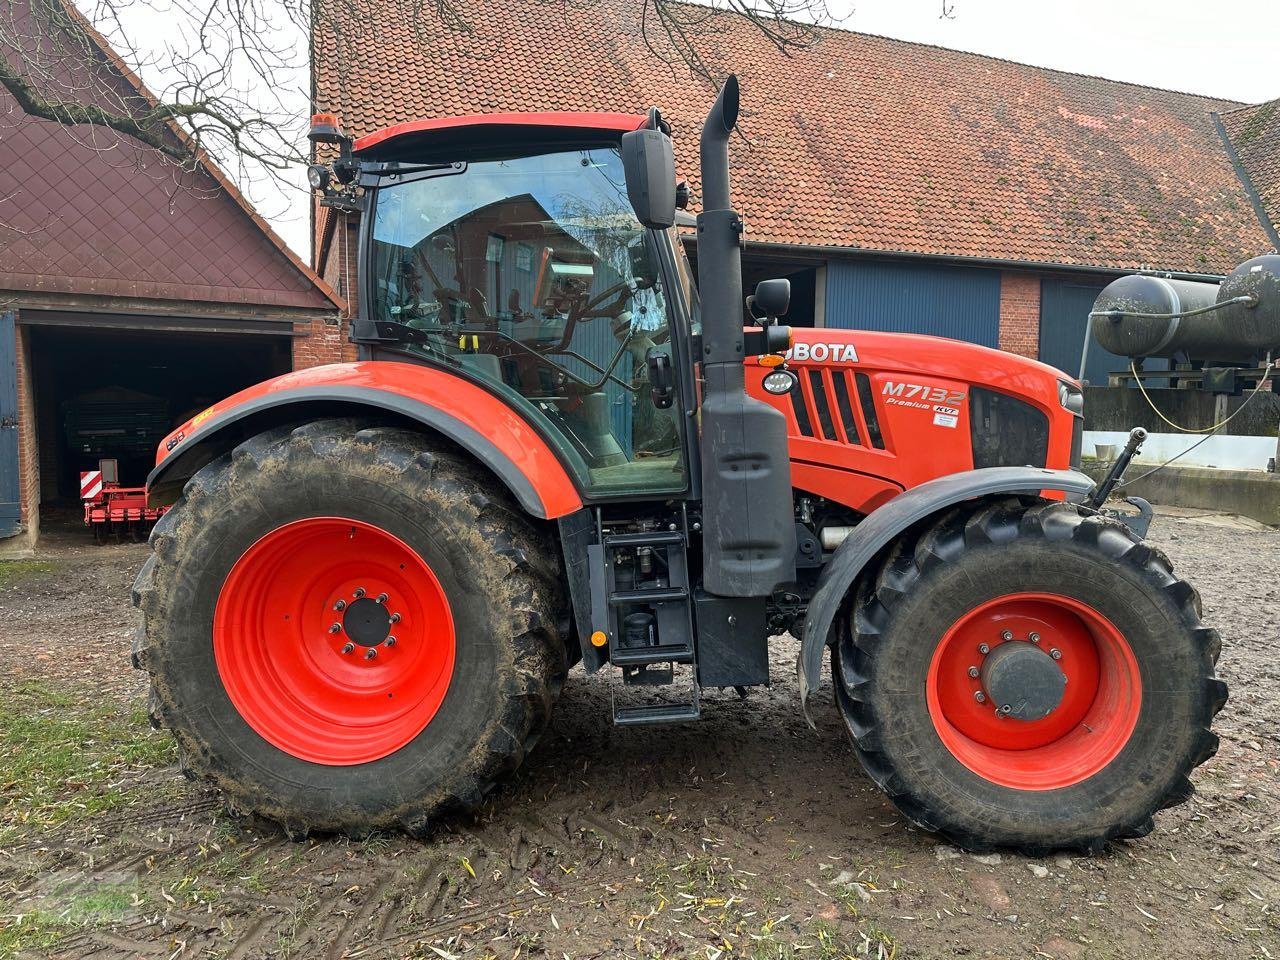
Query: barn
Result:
<box><xmin>0</xmin><ymin>1</ymin><xmax>345</xmax><ymax>547</ymax></box>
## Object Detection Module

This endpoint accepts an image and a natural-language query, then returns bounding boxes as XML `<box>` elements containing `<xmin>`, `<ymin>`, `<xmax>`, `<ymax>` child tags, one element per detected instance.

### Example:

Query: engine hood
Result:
<box><xmin>781</xmin><ymin>327</ymin><xmax>1076</xmax><ymax>393</ymax></box>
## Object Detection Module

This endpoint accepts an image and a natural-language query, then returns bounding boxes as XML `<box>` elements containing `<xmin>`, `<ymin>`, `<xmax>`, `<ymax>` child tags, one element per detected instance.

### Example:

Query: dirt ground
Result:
<box><xmin>1</xmin><ymin>510</ymin><xmax>1277</xmax><ymax>960</ymax></box>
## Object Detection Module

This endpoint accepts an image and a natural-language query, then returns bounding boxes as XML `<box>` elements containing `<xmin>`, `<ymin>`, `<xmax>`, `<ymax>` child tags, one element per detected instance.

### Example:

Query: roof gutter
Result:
<box><xmin>682</xmin><ymin>235</ymin><xmax>1231</xmax><ymax>283</ymax></box>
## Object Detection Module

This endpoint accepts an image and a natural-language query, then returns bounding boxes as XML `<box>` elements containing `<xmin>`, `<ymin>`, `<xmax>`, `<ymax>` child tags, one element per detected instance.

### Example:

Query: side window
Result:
<box><xmin>370</xmin><ymin>148</ymin><xmax>686</xmax><ymax>496</ymax></box>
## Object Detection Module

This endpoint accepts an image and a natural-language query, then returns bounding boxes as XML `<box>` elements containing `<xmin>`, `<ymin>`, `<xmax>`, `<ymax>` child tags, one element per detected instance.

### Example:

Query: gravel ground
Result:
<box><xmin>0</xmin><ymin>510</ymin><xmax>1277</xmax><ymax>960</ymax></box>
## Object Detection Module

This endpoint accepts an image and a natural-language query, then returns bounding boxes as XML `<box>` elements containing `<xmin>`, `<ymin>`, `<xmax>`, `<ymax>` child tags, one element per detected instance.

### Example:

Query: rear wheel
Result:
<box><xmin>834</xmin><ymin>498</ymin><xmax>1226</xmax><ymax>854</ymax></box>
<box><xmin>132</xmin><ymin>420</ymin><xmax>566</xmax><ymax>837</ymax></box>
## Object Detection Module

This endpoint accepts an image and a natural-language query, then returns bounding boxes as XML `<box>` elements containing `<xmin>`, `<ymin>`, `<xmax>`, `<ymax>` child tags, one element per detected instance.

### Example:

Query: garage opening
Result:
<box><xmin>28</xmin><ymin>323</ymin><xmax>291</xmax><ymax>506</ymax></box>
<box><xmin>740</xmin><ymin>256</ymin><xmax>820</xmax><ymax>328</ymax></box>
<box><xmin>686</xmin><ymin>243</ymin><xmax>824</xmax><ymax>327</ymax></box>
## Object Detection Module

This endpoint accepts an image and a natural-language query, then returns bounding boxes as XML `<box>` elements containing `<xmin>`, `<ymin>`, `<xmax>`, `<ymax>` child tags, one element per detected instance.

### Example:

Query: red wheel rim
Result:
<box><xmin>926</xmin><ymin>592</ymin><xmax>1141</xmax><ymax>790</ymax></box>
<box><xmin>214</xmin><ymin>518</ymin><xmax>455</xmax><ymax>765</ymax></box>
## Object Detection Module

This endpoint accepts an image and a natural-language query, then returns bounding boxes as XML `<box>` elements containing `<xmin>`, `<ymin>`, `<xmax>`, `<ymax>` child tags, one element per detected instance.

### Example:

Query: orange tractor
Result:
<box><xmin>133</xmin><ymin>78</ymin><xmax>1232</xmax><ymax>853</ymax></box>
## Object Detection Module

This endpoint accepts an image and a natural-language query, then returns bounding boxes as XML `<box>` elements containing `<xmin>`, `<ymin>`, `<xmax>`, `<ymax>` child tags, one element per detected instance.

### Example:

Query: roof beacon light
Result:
<box><xmin>309</xmin><ymin>113</ymin><xmax>346</xmax><ymax>145</ymax></box>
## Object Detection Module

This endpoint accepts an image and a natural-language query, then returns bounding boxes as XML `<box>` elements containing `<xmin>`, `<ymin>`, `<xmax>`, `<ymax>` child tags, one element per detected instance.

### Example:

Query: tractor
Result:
<box><xmin>132</xmin><ymin>77</ymin><xmax>1227</xmax><ymax>853</ymax></box>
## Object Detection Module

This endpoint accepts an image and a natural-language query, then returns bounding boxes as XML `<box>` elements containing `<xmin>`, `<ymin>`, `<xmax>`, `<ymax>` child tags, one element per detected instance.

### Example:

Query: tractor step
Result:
<box><xmin>592</xmin><ymin>514</ymin><xmax>701</xmax><ymax>726</ymax></box>
<box><xmin>608</xmin><ymin>586</ymin><xmax>688</xmax><ymax>605</ymax></box>
<box><xmin>621</xmin><ymin>663</ymin><xmax>673</xmax><ymax>685</ymax></box>
<box><xmin>610</xmin><ymin>643</ymin><xmax>694</xmax><ymax>666</ymax></box>
<box><xmin>613</xmin><ymin>702</ymin><xmax>701</xmax><ymax>726</ymax></box>
<box><xmin>603</xmin><ymin>530</ymin><xmax>684</xmax><ymax>547</ymax></box>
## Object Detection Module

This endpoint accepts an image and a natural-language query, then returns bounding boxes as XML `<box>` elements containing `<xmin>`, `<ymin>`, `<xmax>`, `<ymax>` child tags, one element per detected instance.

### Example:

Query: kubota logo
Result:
<box><xmin>785</xmin><ymin>342</ymin><xmax>859</xmax><ymax>363</ymax></box>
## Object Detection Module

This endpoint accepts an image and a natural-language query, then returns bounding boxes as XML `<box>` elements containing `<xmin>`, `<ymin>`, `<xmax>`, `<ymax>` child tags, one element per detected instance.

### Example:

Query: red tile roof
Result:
<box><xmin>1219</xmin><ymin>100</ymin><xmax>1280</xmax><ymax>248</ymax></box>
<box><xmin>0</xmin><ymin>0</ymin><xmax>340</xmax><ymax>312</ymax></box>
<box><xmin>314</xmin><ymin>0</ymin><xmax>1272</xmax><ymax>275</ymax></box>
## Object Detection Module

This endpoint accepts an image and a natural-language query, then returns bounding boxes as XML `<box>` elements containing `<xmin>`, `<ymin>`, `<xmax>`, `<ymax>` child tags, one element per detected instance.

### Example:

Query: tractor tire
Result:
<box><xmin>834</xmin><ymin>498</ymin><xmax>1226</xmax><ymax>855</ymax></box>
<box><xmin>132</xmin><ymin>419</ymin><xmax>567</xmax><ymax>837</ymax></box>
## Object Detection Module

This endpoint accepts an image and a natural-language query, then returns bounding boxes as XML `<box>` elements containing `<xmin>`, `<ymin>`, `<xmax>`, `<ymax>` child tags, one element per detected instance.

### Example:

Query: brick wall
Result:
<box><xmin>292</xmin><ymin>317</ymin><xmax>348</xmax><ymax>368</ymax></box>
<box><xmin>998</xmin><ymin>272</ymin><xmax>1040</xmax><ymax>359</ymax></box>
<box><xmin>294</xmin><ymin>214</ymin><xmax>361</xmax><ymax>369</ymax></box>
<box><xmin>13</xmin><ymin>319</ymin><xmax>39</xmax><ymax>537</ymax></box>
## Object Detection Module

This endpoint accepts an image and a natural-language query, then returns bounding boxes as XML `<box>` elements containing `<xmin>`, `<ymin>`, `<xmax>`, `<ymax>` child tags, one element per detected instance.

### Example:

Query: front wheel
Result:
<box><xmin>835</xmin><ymin>498</ymin><xmax>1227</xmax><ymax>854</ymax></box>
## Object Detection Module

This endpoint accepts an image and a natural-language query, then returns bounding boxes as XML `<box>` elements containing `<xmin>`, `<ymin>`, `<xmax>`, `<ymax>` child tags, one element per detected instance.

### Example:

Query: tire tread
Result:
<box><xmin>834</xmin><ymin>499</ymin><xmax>1226</xmax><ymax>854</ymax></box>
<box><xmin>132</xmin><ymin>419</ymin><xmax>567</xmax><ymax>838</ymax></box>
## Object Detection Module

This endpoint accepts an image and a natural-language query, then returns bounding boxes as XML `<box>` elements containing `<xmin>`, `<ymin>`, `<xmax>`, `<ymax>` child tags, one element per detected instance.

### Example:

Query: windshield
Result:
<box><xmin>368</xmin><ymin>145</ymin><xmax>687</xmax><ymax>496</ymax></box>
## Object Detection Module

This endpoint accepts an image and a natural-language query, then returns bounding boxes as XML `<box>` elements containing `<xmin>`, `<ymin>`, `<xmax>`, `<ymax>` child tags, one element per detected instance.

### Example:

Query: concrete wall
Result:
<box><xmin>1085</xmin><ymin>459</ymin><xmax>1280</xmax><ymax>527</ymax></box>
<box><xmin>1084</xmin><ymin>384</ymin><xmax>1280</xmax><ymax>436</ymax></box>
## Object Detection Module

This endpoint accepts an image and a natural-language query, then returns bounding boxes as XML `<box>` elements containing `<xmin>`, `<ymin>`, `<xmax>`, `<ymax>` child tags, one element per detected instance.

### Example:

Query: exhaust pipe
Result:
<box><xmin>696</xmin><ymin>76</ymin><xmax>796</xmax><ymax>597</ymax></box>
<box><xmin>699</xmin><ymin>75</ymin><xmax>737</xmax><ymax>216</ymax></box>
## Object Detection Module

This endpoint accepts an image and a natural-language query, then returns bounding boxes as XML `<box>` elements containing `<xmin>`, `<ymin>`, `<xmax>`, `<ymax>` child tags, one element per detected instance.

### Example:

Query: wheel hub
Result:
<box><xmin>980</xmin><ymin>640</ymin><xmax>1067</xmax><ymax>721</ymax></box>
<box><xmin>926</xmin><ymin>592</ymin><xmax>1142</xmax><ymax>790</ymax></box>
<box><xmin>342</xmin><ymin>596</ymin><xmax>392</xmax><ymax>647</ymax></box>
<box><xmin>214</xmin><ymin>517</ymin><xmax>456</xmax><ymax>766</ymax></box>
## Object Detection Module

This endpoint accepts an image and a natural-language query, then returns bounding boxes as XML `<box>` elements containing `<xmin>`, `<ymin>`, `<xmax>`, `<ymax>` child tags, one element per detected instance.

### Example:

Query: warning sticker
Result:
<box><xmin>933</xmin><ymin>412</ymin><xmax>958</xmax><ymax>429</ymax></box>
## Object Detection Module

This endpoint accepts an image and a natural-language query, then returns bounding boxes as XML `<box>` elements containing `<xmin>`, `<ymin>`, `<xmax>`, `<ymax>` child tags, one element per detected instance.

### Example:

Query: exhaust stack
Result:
<box><xmin>696</xmin><ymin>76</ymin><xmax>796</xmax><ymax>597</ymax></box>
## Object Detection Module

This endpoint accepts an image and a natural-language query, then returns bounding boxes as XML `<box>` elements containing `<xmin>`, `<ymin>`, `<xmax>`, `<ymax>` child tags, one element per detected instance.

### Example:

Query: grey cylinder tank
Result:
<box><xmin>1090</xmin><ymin>255</ymin><xmax>1280</xmax><ymax>364</ymax></box>
<box><xmin>1215</xmin><ymin>255</ymin><xmax>1280</xmax><ymax>359</ymax></box>
<box><xmin>1090</xmin><ymin>275</ymin><xmax>1220</xmax><ymax>360</ymax></box>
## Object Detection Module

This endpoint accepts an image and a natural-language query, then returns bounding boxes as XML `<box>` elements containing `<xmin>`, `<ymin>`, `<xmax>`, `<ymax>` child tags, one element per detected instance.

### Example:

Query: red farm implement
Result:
<box><xmin>81</xmin><ymin>460</ymin><xmax>167</xmax><ymax>543</ymax></box>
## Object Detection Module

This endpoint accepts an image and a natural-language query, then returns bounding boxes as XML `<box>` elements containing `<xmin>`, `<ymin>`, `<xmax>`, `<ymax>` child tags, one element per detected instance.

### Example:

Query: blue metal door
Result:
<box><xmin>824</xmin><ymin>259</ymin><xmax>1001</xmax><ymax>347</ymax></box>
<box><xmin>0</xmin><ymin>311</ymin><xmax>21</xmax><ymax>538</ymax></box>
<box><xmin>1039</xmin><ymin>279</ymin><xmax>1169</xmax><ymax>384</ymax></box>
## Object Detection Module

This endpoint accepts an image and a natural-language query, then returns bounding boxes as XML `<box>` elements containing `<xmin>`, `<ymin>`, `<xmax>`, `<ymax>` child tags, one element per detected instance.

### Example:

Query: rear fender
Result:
<box><xmin>798</xmin><ymin>466</ymin><xmax>1096</xmax><ymax>725</ymax></box>
<box><xmin>148</xmin><ymin>362</ymin><xmax>582</xmax><ymax>519</ymax></box>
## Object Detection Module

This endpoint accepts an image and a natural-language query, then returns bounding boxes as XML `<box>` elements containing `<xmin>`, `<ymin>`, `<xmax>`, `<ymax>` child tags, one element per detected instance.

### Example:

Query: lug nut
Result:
<box><xmin>1050</xmin><ymin>648</ymin><xmax>1062</xmax><ymax>660</ymax></box>
<box><xmin>385</xmin><ymin>636</ymin><xmax>397</xmax><ymax>647</ymax></box>
<box><xmin>1000</xmin><ymin>630</ymin><xmax>1013</xmax><ymax>642</ymax></box>
<box><xmin>333</xmin><ymin>599</ymin><xmax>346</xmax><ymax>611</ymax></box>
<box><xmin>353</xmin><ymin>587</ymin><xmax>366</xmax><ymax>598</ymax></box>
<box><xmin>376</xmin><ymin>592</ymin><xmax>389</xmax><ymax>604</ymax></box>
<box><xmin>389</xmin><ymin>613</ymin><xmax>401</xmax><ymax>624</ymax></box>
<box><xmin>329</xmin><ymin>622</ymin><xmax>342</xmax><ymax>634</ymax></box>
<box><xmin>967</xmin><ymin>666</ymin><xmax>980</xmax><ymax>679</ymax></box>
<box><xmin>1000</xmin><ymin>703</ymin><xmax>1013</xmax><ymax>714</ymax></box>
<box><xmin>974</xmin><ymin>691</ymin><xmax>987</xmax><ymax>704</ymax></box>
<box><xmin>341</xmin><ymin>642</ymin><xmax>355</xmax><ymax>654</ymax></box>
<box><xmin>364</xmin><ymin>648</ymin><xmax>377</xmax><ymax>661</ymax></box>
<box><xmin>978</xmin><ymin>643</ymin><xmax>990</xmax><ymax>655</ymax></box>
<box><xmin>1029</xmin><ymin>631</ymin><xmax>1040</xmax><ymax>643</ymax></box>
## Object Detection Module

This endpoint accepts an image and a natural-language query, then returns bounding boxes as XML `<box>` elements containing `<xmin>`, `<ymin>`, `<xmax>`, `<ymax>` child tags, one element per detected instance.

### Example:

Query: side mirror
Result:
<box><xmin>752</xmin><ymin>278</ymin><xmax>791</xmax><ymax>318</ymax></box>
<box><xmin>621</xmin><ymin>127</ymin><xmax>677</xmax><ymax>229</ymax></box>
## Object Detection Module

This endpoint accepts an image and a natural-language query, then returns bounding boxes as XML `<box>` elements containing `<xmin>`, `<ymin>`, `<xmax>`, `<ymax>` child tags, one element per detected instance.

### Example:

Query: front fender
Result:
<box><xmin>798</xmin><ymin>466</ymin><xmax>1096</xmax><ymax>725</ymax></box>
<box><xmin>148</xmin><ymin>362</ymin><xmax>582</xmax><ymax>520</ymax></box>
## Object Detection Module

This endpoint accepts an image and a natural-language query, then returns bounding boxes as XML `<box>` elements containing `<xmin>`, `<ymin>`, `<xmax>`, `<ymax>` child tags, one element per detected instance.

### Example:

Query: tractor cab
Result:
<box><xmin>319</xmin><ymin>113</ymin><xmax>707</xmax><ymax>500</ymax></box>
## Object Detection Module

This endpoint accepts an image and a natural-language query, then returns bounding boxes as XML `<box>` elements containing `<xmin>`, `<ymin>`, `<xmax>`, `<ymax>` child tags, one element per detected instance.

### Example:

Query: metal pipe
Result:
<box><xmin>699</xmin><ymin>76</ymin><xmax>738</xmax><ymax>214</ymax></box>
<box><xmin>1086</xmin><ymin>427</ymin><xmax>1147</xmax><ymax>509</ymax></box>
<box><xmin>697</xmin><ymin>77</ymin><xmax>743</xmax><ymax>368</ymax></box>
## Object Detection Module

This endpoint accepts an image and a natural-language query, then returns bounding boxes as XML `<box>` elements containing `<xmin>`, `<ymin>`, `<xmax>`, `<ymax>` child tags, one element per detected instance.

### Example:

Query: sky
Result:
<box><xmin>97</xmin><ymin>0</ymin><xmax>1275</xmax><ymax>261</ymax></box>
<box><xmin>828</xmin><ymin>0</ymin><xmax>1273</xmax><ymax>105</ymax></box>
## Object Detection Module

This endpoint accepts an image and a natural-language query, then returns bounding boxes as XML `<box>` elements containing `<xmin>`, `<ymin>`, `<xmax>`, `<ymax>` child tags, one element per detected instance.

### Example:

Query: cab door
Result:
<box><xmin>363</xmin><ymin>145</ymin><xmax>690</xmax><ymax>499</ymax></box>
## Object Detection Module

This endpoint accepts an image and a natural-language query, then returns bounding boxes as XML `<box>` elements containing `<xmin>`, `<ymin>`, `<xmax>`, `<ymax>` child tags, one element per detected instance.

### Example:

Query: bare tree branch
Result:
<box><xmin>0</xmin><ymin>53</ymin><xmax>240</xmax><ymax>161</ymax></box>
